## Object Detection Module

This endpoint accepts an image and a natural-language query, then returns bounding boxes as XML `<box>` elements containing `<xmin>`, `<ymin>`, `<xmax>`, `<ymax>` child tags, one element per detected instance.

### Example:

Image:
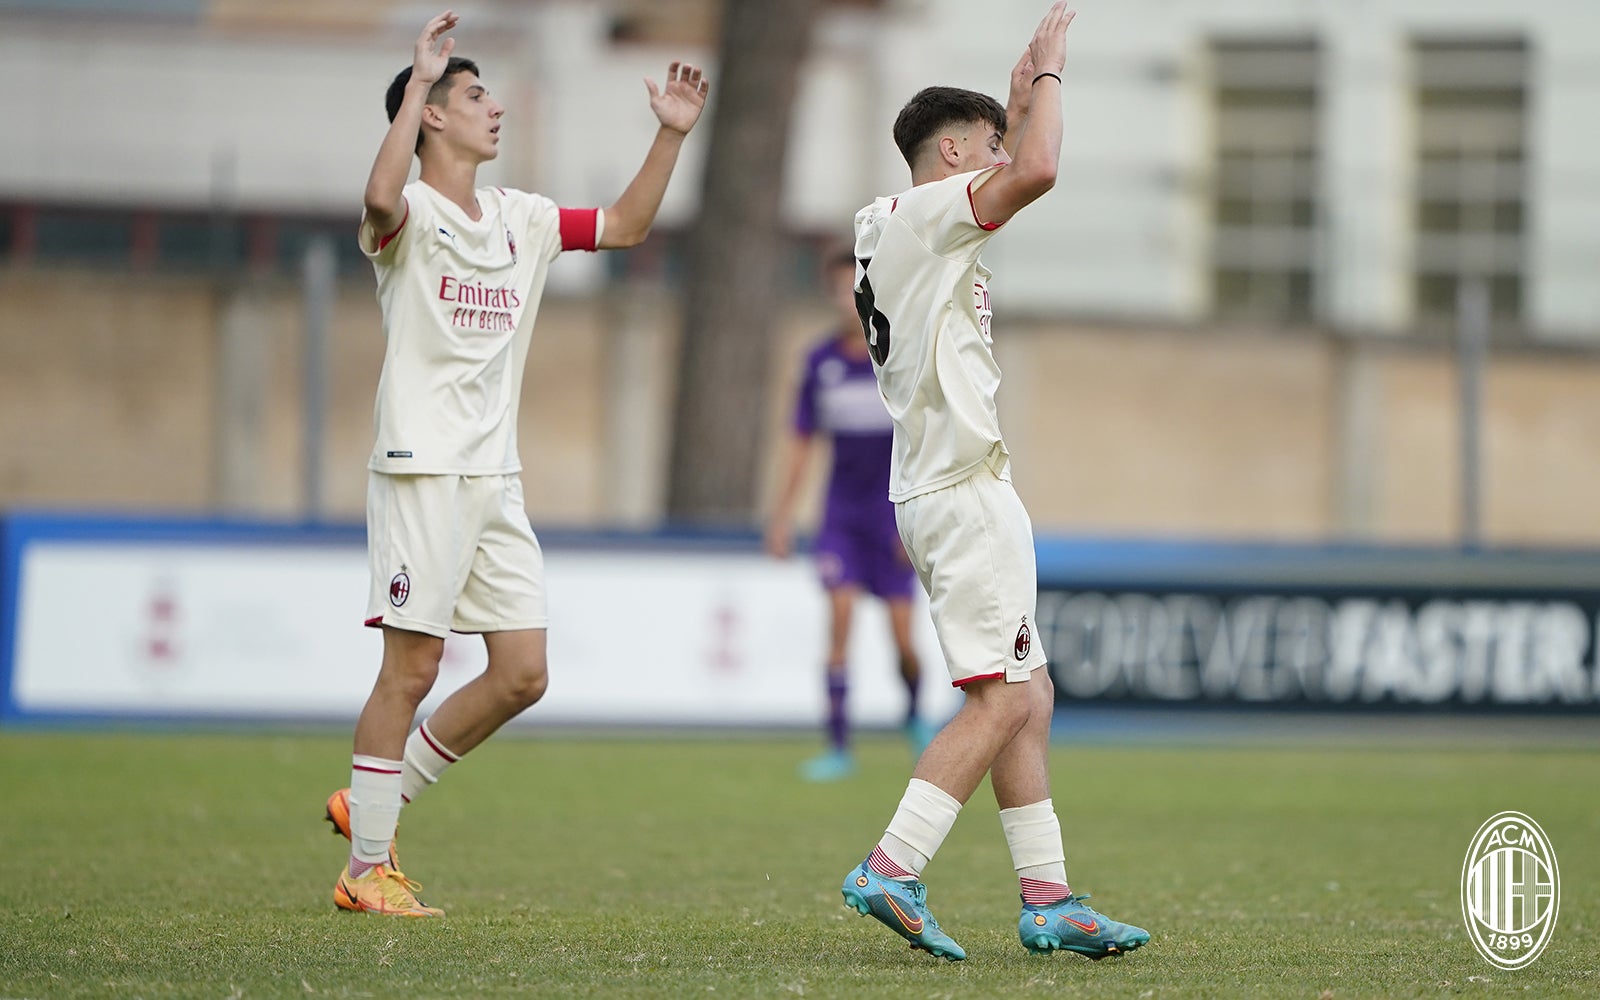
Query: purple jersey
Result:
<box><xmin>793</xmin><ymin>334</ymin><xmax>896</xmax><ymax>529</ymax></box>
<box><xmin>793</xmin><ymin>333</ymin><xmax>916</xmax><ymax>599</ymax></box>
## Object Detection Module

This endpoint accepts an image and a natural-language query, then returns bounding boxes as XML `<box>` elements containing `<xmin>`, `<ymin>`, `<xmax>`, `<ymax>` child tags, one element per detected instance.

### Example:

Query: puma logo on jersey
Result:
<box><xmin>437</xmin><ymin>227</ymin><xmax>458</xmax><ymax>246</ymax></box>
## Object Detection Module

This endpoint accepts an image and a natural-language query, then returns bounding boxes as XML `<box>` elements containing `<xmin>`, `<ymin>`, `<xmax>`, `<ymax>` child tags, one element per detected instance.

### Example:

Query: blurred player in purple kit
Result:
<box><xmin>766</xmin><ymin>249</ymin><xmax>933</xmax><ymax>782</ymax></box>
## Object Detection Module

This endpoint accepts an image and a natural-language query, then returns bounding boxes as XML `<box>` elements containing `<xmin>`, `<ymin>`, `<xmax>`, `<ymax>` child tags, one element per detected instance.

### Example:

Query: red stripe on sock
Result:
<box><xmin>1020</xmin><ymin>877</ymin><xmax>1071</xmax><ymax>905</ymax></box>
<box><xmin>419</xmin><ymin>723</ymin><xmax>460</xmax><ymax>762</ymax></box>
<box><xmin>352</xmin><ymin>765</ymin><xmax>401</xmax><ymax>775</ymax></box>
<box><xmin>867</xmin><ymin>845</ymin><xmax>917</xmax><ymax>880</ymax></box>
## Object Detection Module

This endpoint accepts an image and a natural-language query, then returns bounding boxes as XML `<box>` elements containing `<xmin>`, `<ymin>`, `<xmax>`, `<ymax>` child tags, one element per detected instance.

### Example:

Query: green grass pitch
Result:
<box><xmin>0</xmin><ymin>728</ymin><xmax>1595</xmax><ymax>998</ymax></box>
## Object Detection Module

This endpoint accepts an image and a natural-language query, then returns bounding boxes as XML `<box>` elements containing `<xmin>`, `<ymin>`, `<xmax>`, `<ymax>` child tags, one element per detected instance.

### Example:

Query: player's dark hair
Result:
<box><xmin>386</xmin><ymin>57</ymin><xmax>482</xmax><ymax>152</ymax></box>
<box><xmin>892</xmin><ymin>86</ymin><xmax>1007</xmax><ymax>169</ymax></box>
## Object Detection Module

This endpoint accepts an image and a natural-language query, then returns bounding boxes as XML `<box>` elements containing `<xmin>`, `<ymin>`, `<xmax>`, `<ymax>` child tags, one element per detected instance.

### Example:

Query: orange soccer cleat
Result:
<box><xmin>333</xmin><ymin>864</ymin><xmax>444</xmax><ymax>917</ymax></box>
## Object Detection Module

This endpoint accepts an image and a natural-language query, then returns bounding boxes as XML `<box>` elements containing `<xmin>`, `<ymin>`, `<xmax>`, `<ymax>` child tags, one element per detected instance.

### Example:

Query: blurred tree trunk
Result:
<box><xmin>665</xmin><ymin>0</ymin><xmax>823</xmax><ymax>524</ymax></box>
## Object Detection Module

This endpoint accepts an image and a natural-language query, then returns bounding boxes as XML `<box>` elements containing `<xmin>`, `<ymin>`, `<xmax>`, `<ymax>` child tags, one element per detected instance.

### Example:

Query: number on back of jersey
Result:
<box><xmin>854</xmin><ymin>259</ymin><xmax>891</xmax><ymax>366</ymax></box>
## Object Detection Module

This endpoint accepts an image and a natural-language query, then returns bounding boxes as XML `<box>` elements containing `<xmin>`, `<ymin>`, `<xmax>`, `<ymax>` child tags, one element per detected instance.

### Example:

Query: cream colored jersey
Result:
<box><xmin>358</xmin><ymin>180</ymin><xmax>602</xmax><ymax>475</ymax></box>
<box><xmin>852</xmin><ymin>166</ymin><xmax>1007</xmax><ymax>503</ymax></box>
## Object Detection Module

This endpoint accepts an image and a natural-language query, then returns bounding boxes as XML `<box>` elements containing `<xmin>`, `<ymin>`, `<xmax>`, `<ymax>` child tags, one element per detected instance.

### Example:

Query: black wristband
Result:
<box><xmin>1031</xmin><ymin>71</ymin><xmax>1062</xmax><ymax>86</ymax></box>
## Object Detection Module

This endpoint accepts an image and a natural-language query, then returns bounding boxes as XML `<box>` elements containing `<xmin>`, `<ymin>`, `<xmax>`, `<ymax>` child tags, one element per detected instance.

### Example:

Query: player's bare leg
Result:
<box><xmin>355</xmin><ymin>627</ymin><xmax>445</xmax><ymax>759</ymax></box>
<box><xmin>803</xmin><ymin>588</ymin><xmax>859</xmax><ymax>781</ymax></box>
<box><xmin>911</xmin><ymin>673</ymin><xmax>1039</xmax><ymax>802</ymax></box>
<box><xmin>849</xmin><ymin>677</ymin><xmax>1040</xmax><ymax>894</ymax></box>
<box><xmin>986</xmin><ymin>669</ymin><xmax>1068</xmax><ymax>898</ymax></box>
<box><xmin>887</xmin><ymin>596</ymin><xmax>932</xmax><ymax>752</ymax></box>
<box><xmin>336</xmin><ymin>626</ymin><xmax>446</xmax><ymax>917</ymax></box>
<box><xmin>420</xmin><ymin>628</ymin><xmax>549</xmax><ymax>755</ymax></box>
<box><xmin>986</xmin><ymin>668</ymin><xmax>1054</xmax><ymax>809</ymax></box>
<box><xmin>827</xmin><ymin>586</ymin><xmax>856</xmax><ymax>667</ymax></box>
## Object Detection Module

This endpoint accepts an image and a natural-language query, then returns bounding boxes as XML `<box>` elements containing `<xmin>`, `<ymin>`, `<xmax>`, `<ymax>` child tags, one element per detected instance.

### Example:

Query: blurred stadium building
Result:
<box><xmin>2</xmin><ymin>0</ymin><xmax>1599</xmax><ymax>544</ymax></box>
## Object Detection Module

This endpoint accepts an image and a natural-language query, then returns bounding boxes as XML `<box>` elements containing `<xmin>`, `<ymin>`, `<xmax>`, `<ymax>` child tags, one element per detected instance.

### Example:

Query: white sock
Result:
<box><xmin>1001</xmin><ymin>799</ymin><xmax>1071</xmax><ymax>903</ymax></box>
<box><xmin>349</xmin><ymin>754</ymin><xmax>403</xmax><ymax>869</ymax></box>
<box><xmin>876</xmin><ymin>778</ymin><xmax>963</xmax><ymax>876</ymax></box>
<box><xmin>401</xmin><ymin>720</ymin><xmax>460</xmax><ymax>803</ymax></box>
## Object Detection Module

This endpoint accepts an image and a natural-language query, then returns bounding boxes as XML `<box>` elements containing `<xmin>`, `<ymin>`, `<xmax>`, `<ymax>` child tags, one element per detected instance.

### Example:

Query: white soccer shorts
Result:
<box><xmin>895</xmin><ymin>464</ymin><xmax>1048</xmax><ymax>687</ymax></box>
<box><xmin>365</xmin><ymin>472</ymin><xmax>548</xmax><ymax>638</ymax></box>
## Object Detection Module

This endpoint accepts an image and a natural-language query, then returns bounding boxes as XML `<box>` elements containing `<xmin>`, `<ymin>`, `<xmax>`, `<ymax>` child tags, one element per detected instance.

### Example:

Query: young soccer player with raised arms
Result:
<box><xmin>324</xmin><ymin>10</ymin><xmax>707</xmax><ymax>917</ymax></box>
<box><xmin>838</xmin><ymin>3</ymin><xmax>1150</xmax><ymax>959</ymax></box>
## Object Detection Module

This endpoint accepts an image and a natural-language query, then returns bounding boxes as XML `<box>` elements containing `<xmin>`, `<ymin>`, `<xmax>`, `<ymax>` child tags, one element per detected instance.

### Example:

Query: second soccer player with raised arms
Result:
<box><xmin>839</xmin><ymin>3</ymin><xmax>1151</xmax><ymax>960</ymax></box>
<box><xmin>326</xmin><ymin>9</ymin><xmax>708</xmax><ymax>917</ymax></box>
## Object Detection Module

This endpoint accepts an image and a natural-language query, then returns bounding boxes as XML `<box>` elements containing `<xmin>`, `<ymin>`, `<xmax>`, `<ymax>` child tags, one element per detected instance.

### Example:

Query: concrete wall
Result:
<box><xmin>6</xmin><ymin>267</ymin><xmax>1600</xmax><ymax>546</ymax></box>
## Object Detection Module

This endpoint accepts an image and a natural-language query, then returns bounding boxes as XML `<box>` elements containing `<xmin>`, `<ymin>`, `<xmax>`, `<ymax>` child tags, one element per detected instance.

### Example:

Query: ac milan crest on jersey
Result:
<box><xmin>1014</xmin><ymin>617</ymin><xmax>1031</xmax><ymax>661</ymax></box>
<box><xmin>389</xmin><ymin>571</ymin><xmax>411</xmax><ymax>608</ymax></box>
<box><xmin>505</xmin><ymin>226</ymin><xmax>518</xmax><ymax>264</ymax></box>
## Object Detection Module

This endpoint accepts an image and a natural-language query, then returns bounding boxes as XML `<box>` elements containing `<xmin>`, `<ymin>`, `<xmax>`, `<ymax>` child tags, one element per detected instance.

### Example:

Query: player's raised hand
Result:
<box><xmin>414</xmin><ymin>10</ymin><xmax>459</xmax><ymax>85</ymax></box>
<box><xmin>1007</xmin><ymin>47</ymin><xmax>1037</xmax><ymax>118</ymax></box>
<box><xmin>646</xmin><ymin>62</ymin><xmax>710</xmax><ymax>135</ymax></box>
<box><xmin>1027</xmin><ymin>2</ymin><xmax>1075</xmax><ymax>77</ymax></box>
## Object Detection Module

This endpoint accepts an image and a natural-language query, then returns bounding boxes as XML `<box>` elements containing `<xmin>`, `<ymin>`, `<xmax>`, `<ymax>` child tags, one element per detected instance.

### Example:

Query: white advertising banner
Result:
<box><xmin>10</xmin><ymin>541</ymin><xmax>959</xmax><ymax>727</ymax></box>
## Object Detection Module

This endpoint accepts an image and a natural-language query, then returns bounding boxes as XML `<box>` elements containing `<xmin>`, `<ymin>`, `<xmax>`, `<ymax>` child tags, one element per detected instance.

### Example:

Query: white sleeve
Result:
<box><xmin>900</xmin><ymin>166</ymin><xmax>1006</xmax><ymax>260</ymax></box>
<box><xmin>359</xmin><ymin>185</ymin><xmax>435</xmax><ymax>267</ymax></box>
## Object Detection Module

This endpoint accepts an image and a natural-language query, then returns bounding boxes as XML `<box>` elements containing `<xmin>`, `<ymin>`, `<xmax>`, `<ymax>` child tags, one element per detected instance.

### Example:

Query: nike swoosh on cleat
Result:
<box><xmin>884</xmin><ymin>894</ymin><xmax>925</xmax><ymax>934</ymax></box>
<box><xmin>1064</xmin><ymin>915</ymin><xmax>1099</xmax><ymax>934</ymax></box>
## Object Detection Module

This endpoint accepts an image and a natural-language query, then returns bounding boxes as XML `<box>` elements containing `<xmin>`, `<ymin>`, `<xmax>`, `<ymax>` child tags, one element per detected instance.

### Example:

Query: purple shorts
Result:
<box><xmin>815</xmin><ymin>520</ymin><xmax>918</xmax><ymax>600</ymax></box>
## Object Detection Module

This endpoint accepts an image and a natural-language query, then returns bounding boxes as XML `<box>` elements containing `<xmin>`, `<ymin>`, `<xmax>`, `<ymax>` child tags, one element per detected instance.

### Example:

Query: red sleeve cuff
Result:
<box><xmin>967</xmin><ymin>170</ymin><xmax>1003</xmax><ymax>231</ymax></box>
<box><xmin>376</xmin><ymin>198</ymin><xmax>410</xmax><ymax>251</ymax></box>
<box><xmin>558</xmin><ymin>207</ymin><xmax>601</xmax><ymax>252</ymax></box>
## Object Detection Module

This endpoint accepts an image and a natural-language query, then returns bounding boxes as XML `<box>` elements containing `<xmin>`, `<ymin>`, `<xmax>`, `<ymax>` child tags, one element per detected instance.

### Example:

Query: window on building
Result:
<box><xmin>1203</xmin><ymin>37</ymin><xmax>1318</xmax><ymax>326</ymax></box>
<box><xmin>34</xmin><ymin>209</ymin><xmax>133</xmax><ymax>266</ymax></box>
<box><xmin>1412</xmin><ymin>37</ymin><xmax>1528</xmax><ymax>331</ymax></box>
<box><xmin>1208</xmin><ymin>37</ymin><xmax>1322</xmax><ymax>326</ymax></box>
<box><xmin>276</xmin><ymin>218</ymin><xmax>367</xmax><ymax>276</ymax></box>
<box><xmin>155</xmin><ymin>213</ymin><xmax>247</xmax><ymax>274</ymax></box>
<box><xmin>0</xmin><ymin>201</ymin><xmax>361</xmax><ymax>277</ymax></box>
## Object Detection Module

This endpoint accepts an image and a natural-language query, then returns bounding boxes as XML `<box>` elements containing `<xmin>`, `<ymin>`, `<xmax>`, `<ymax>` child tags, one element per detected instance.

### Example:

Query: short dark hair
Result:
<box><xmin>385</xmin><ymin>57</ymin><xmax>482</xmax><ymax>152</ymax></box>
<box><xmin>892</xmin><ymin>86</ymin><xmax>1007</xmax><ymax>169</ymax></box>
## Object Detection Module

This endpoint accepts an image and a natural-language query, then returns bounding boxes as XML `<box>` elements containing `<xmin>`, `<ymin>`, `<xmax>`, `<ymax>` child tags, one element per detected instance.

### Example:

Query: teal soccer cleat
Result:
<box><xmin>1018</xmin><ymin>892</ymin><xmax>1150</xmax><ymax>958</ymax></box>
<box><xmin>841</xmin><ymin>863</ymin><xmax>966</xmax><ymax>961</ymax></box>
<box><xmin>800</xmin><ymin>749</ymin><xmax>856</xmax><ymax>782</ymax></box>
<box><xmin>904</xmin><ymin>718</ymin><xmax>937</xmax><ymax>757</ymax></box>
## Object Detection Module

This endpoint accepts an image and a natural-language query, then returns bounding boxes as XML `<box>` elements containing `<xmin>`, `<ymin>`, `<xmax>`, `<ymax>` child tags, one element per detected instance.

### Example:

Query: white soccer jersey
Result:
<box><xmin>853</xmin><ymin>166</ymin><xmax>1007</xmax><ymax>502</ymax></box>
<box><xmin>358</xmin><ymin>180</ymin><xmax>602</xmax><ymax>475</ymax></box>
